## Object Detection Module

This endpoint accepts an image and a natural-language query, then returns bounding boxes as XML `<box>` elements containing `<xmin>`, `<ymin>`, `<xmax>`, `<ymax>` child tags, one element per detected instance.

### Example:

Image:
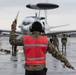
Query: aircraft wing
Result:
<box><xmin>43</xmin><ymin>30</ymin><xmax>76</xmax><ymax>36</ymax></box>
<box><xmin>1</xmin><ymin>29</ymin><xmax>76</xmax><ymax>36</ymax></box>
<box><xmin>0</xmin><ymin>29</ymin><xmax>21</xmax><ymax>35</ymax></box>
<box><xmin>0</xmin><ymin>29</ymin><xmax>11</xmax><ymax>33</ymax></box>
<box><xmin>0</xmin><ymin>29</ymin><xmax>21</xmax><ymax>34</ymax></box>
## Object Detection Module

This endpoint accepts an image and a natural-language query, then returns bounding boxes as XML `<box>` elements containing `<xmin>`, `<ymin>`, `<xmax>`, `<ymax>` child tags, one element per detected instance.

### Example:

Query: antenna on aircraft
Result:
<box><xmin>45</xmin><ymin>0</ymin><xmax>48</xmax><ymax>24</ymax></box>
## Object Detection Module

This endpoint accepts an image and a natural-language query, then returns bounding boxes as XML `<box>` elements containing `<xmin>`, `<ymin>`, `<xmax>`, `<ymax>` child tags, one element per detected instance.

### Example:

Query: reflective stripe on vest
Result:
<box><xmin>24</xmin><ymin>44</ymin><xmax>47</xmax><ymax>47</ymax></box>
<box><xmin>25</xmin><ymin>56</ymin><xmax>45</xmax><ymax>60</ymax></box>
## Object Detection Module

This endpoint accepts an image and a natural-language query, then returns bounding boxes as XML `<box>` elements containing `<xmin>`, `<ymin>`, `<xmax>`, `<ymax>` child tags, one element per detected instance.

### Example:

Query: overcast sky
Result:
<box><xmin>0</xmin><ymin>0</ymin><xmax>76</xmax><ymax>31</ymax></box>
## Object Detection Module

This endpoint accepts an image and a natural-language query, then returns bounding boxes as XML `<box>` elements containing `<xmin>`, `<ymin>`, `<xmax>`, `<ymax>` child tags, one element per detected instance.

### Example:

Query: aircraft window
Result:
<box><xmin>22</xmin><ymin>21</ymin><xmax>30</xmax><ymax>26</ymax></box>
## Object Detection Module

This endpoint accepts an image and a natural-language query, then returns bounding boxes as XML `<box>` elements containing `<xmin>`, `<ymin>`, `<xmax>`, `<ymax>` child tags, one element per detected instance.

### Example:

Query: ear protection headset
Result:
<box><xmin>29</xmin><ymin>21</ymin><xmax>44</xmax><ymax>32</ymax></box>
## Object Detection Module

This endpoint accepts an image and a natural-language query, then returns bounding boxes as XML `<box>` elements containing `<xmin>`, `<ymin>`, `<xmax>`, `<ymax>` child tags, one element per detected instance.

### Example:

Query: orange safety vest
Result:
<box><xmin>23</xmin><ymin>35</ymin><xmax>48</xmax><ymax>65</ymax></box>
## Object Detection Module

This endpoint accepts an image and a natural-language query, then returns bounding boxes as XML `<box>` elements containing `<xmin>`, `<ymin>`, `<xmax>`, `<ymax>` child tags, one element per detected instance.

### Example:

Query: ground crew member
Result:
<box><xmin>9</xmin><ymin>21</ymin><xmax>74</xmax><ymax>75</ymax></box>
<box><xmin>61</xmin><ymin>34</ymin><xmax>67</xmax><ymax>56</ymax></box>
<box><xmin>52</xmin><ymin>34</ymin><xmax>59</xmax><ymax>51</ymax></box>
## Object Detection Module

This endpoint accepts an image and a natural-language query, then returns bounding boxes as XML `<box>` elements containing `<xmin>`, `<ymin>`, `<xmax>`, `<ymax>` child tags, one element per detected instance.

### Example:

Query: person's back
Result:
<box><xmin>23</xmin><ymin>33</ymin><xmax>48</xmax><ymax>72</ymax></box>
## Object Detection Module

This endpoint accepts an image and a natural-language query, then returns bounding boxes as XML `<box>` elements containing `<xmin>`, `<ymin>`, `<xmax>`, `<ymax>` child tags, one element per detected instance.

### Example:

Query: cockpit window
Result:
<box><xmin>22</xmin><ymin>21</ymin><xmax>30</xmax><ymax>26</ymax></box>
<box><xmin>22</xmin><ymin>17</ymin><xmax>35</xmax><ymax>26</ymax></box>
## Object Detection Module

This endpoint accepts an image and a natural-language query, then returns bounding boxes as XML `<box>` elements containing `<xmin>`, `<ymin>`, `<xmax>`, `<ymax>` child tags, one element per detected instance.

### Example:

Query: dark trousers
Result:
<box><xmin>25</xmin><ymin>68</ymin><xmax>47</xmax><ymax>75</ymax></box>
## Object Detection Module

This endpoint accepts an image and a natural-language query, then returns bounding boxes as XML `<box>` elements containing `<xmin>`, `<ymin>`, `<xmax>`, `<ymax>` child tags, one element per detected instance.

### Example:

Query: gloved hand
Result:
<box><xmin>11</xmin><ymin>20</ymin><xmax>17</xmax><ymax>30</ymax></box>
<box><xmin>65</xmin><ymin>61</ymin><xmax>74</xmax><ymax>70</ymax></box>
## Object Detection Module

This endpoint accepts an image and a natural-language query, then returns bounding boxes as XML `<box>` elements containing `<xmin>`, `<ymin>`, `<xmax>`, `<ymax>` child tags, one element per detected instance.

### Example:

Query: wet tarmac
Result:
<box><xmin>0</xmin><ymin>36</ymin><xmax>76</xmax><ymax>75</ymax></box>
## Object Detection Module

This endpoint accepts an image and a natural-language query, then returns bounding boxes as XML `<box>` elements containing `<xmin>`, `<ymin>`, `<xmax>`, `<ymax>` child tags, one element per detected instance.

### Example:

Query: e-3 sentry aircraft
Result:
<box><xmin>0</xmin><ymin>3</ymin><xmax>76</xmax><ymax>37</ymax></box>
<box><xmin>19</xmin><ymin>3</ymin><xmax>75</xmax><ymax>36</ymax></box>
<box><xmin>21</xmin><ymin>3</ymin><xmax>76</xmax><ymax>35</ymax></box>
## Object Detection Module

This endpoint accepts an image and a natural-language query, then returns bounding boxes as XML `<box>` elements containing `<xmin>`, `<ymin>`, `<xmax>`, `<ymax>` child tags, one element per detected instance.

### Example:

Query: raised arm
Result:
<box><xmin>9</xmin><ymin>20</ymin><xmax>23</xmax><ymax>46</ymax></box>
